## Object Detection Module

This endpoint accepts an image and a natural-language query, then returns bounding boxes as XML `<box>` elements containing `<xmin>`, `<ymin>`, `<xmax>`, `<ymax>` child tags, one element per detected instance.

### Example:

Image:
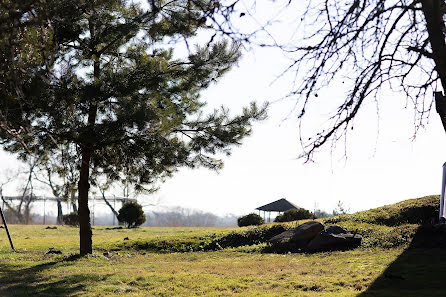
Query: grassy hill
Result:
<box><xmin>115</xmin><ymin>195</ymin><xmax>441</xmax><ymax>252</ymax></box>
<box><xmin>320</xmin><ymin>195</ymin><xmax>440</xmax><ymax>248</ymax></box>
<box><xmin>325</xmin><ymin>195</ymin><xmax>439</xmax><ymax>226</ymax></box>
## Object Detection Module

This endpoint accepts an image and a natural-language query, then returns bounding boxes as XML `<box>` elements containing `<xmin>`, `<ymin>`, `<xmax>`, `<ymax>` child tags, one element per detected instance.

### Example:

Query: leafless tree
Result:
<box><xmin>207</xmin><ymin>1</ymin><xmax>446</xmax><ymax>160</ymax></box>
<box><xmin>1</xmin><ymin>158</ymin><xmax>40</xmax><ymax>224</ymax></box>
<box><xmin>0</xmin><ymin>169</ymin><xmax>20</xmax><ymax>223</ymax></box>
<box><xmin>33</xmin><ymin>144</ymin><xmax>80</xmax><ymax>224</ymax></box>
<box><xmin>259</xmin><ymin>0</ymin><xmax>446</xmax><ymax>161</ymax></box>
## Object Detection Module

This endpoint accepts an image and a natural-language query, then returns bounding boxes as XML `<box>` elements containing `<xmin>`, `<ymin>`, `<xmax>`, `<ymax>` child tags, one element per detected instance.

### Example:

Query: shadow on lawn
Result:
<box><xmin>0</xmin><ymin>254</ymin><xmax>108</xmax><ymax>296</ymax></box>
<box><xmin>359</xmin><ymin>224</ymin><xmax>446</xmax><ymax>297</ymax></box>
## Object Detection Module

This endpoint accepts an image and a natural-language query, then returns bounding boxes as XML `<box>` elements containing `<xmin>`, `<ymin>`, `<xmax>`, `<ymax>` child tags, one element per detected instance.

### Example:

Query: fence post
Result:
<box><xmin>43</xmin><ymin>198</ymin><xmax>46</xmax><ymax>225</ymax></box>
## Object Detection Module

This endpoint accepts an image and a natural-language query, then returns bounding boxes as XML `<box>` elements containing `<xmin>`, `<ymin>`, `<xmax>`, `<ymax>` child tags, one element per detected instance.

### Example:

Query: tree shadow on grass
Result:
<box><xmin>358</xmin><ymin>224</ymin><xmax>446</xmax><ymax>297</ymax></box>
<box><xmin>0</xmin><ymin>254</ymin><xmax>109</xmax><ymax>296</ymax></box>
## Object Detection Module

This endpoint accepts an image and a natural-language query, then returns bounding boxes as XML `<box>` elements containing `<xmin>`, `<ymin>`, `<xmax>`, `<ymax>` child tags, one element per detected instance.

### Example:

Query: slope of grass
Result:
<box><xmin>117</xmin><ymin>195</ymin><xmax>440</xmax><ymax>252</ymax></box>
<box><xmin>325</xmin><ymin>195</ymin><xmax>439</xmax><ymax>226</ymax></box>
<box><xmin>93</xmin><ymin>195</ymin><xmax>439</xmax><ymax>252</ymax></box>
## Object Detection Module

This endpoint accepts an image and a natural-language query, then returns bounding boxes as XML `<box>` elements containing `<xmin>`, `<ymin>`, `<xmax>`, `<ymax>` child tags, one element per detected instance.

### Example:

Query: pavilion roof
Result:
<box><xmin>255</xmin><ymin>198</ymin><xmax>299</xmax><ymax>212</ymax></box>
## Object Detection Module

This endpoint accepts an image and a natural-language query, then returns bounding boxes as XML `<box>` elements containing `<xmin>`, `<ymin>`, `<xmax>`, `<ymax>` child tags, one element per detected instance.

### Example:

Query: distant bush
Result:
<box><xmin>274</xmin><ymin>208</ymin><xmax>313</xmax><ymax>222</ymax></box>
<box><xmin>118</xmin><ymin>201</ymin><xmax>146</xmax><ymax>228</ymax></box>
<box><xmin>63</xmin><ymin>212</ymin><xmax>79</xmax><ymax>226</ymax></box>
<box><xmin>237</xmin><ymin>213</ymin><xmax>264</xmax><ymax>227</ymax></box>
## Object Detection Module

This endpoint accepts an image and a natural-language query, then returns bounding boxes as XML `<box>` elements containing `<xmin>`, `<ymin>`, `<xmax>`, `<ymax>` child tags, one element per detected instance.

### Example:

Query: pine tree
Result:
<box><xmin>2</xmin><ymin>0</ymin><xmax>267</xmax><ymax>255</ymax></box>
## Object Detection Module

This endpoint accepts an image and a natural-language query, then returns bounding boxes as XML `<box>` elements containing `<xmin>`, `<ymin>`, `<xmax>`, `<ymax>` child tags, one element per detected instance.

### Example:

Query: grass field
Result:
<box><xmin>0</xmin><ymin>224</ymin><xmax>444</xmax><ymax>296</ymax></box>
<box><xmin>0</xmin><ymin>196</ymin><xmax>445</xmax><ymax>296</ymax></box>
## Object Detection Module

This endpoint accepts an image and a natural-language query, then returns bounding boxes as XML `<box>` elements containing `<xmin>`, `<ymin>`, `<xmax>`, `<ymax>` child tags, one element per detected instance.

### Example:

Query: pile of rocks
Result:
<box><xmin>268</xmin><ymin>221</ymin><xmax>362</xmax><ymax>252</ymax></box>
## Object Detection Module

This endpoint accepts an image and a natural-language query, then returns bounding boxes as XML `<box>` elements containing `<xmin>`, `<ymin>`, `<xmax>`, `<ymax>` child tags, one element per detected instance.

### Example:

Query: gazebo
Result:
<box><xmin>256</xmin><ymin>198</ymin><xmax>299</xmax><ymax>222</ymax></box>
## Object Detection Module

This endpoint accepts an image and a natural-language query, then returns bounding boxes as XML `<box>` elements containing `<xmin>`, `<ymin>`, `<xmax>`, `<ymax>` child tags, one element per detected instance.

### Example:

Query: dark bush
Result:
<box><xmin>118</xmin><ymin>201</ymin><xmax>146</xmax><ymax>228</ymax></box>
<box><xmin>63</xmin><ymin>212</ymin><xmax>79</xmax><ymax>226</ymax></box>
<box><xmin>274</xmin><ymin>208</ymin><xmax>313</xmax><ymax>222</ymax></box>
<box><xmin>237</xmin><ymin>213</ymin><xmax>264</xmax><ymax>227</ymax></box>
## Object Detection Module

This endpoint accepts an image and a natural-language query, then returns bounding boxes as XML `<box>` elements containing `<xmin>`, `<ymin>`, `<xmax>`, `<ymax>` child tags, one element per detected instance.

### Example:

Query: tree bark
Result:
<box><xmin>78</xmin><ymin>59</ymin><xmax>99</xmax><ymax>255</ymax></box>
<box><xmin>78</xmin><ymin>144</ymin><xmax>93</xmax><ymax>255</ymax></box>
<box><xmin>421</xmin><ymin>0</ymin><xmax>446</xmax><ymax>131</ymax></box>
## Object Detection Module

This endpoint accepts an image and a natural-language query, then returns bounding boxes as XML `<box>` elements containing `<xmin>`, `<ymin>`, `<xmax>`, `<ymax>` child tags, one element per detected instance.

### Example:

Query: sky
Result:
<box><xmin>146</xmin><ymin>1</ymin><xmax>446</xmax><ymax>216</ymax></box>
<box><xmin>1</xmin><ymin>0</ymin><xmax>445</xmax><ymax>218</ymax></box>
<box><xmin>149</xmin><ymin>45</ymin><xmax>446</xmax><ymax>216</ymax></box>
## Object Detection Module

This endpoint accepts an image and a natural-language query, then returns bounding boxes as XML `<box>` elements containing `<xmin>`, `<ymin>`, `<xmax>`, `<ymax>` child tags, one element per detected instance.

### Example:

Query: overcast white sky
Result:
<box><xmin>1</xmin><ymin>0</ymin><xmax>445</xmax><ymax>217</ymax></box>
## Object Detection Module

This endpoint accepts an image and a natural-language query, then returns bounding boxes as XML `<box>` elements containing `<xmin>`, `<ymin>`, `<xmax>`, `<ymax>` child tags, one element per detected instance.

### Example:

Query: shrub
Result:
<box><xmin>63</xmin><ymin>212</ymin><xmax>79</xmax><ymax>226</ymax></box>
<box><xmin>117</xmin><ymin>201</ymin><xmax>146</xmax><ymax>228</ymax></box>
<box><xmin>274</xmin><ymin>208</ymin><xmax>313</xmax><ymax>222</ymax></box>
<box><xmin>237</xmin><ymin>213</ymin><xmax>264</xmax><ymax>227</ymax></box>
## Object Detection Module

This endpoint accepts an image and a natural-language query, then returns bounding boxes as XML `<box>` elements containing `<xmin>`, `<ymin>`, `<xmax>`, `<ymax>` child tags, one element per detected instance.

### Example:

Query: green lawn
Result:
<box><xmin>0</xmin><ymin>225</ymin><xmax>444</xmax><ymax>296</ymax></box>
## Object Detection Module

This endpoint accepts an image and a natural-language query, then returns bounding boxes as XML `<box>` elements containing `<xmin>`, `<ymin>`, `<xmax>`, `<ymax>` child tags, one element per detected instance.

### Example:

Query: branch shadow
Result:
<box><xmin>358</xmin><ymin>224</ymin><xmax>446</xmax><ymax>297</ymax></box>
<box><xmin>0</xmin><ymin>254</ymin><xmax>109</xmax><ymax>296</ymax></box>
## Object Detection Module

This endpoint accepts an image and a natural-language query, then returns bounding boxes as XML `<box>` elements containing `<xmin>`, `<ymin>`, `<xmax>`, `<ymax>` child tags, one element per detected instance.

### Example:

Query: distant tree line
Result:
<box><xmin>146</xmin><ymin>207</ymin><xmax>238</xmax><ymax>227</ymax></box>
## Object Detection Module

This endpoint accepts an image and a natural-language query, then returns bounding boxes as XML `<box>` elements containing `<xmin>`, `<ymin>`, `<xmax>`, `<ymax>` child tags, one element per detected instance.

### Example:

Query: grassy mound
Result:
<box><xmin>115</xmin><ymin>195</ymin><xmax>440</xmax><ymax>253</ymax></box>
<box><xmin>120</xmin><ymin>223</ymin><xmax>298</xmax><ymax>253</ymax></box>
<box><xmin>325</xmin><ymin>195</ymin><xmax>439</xmax><ymax>226</ymax></box>
<box><xmin>328</xmin><ymin>221</ymin><xmax>419</xmax><ymax>248</ymax></box>
<box><xmin>320</xmin><ymin>195</ymin><xmax>440</xmax><ymax>249</ymax></box>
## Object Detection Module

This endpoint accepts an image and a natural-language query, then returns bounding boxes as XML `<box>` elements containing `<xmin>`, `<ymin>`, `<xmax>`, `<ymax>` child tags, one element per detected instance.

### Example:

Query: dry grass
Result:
<box><xmin>0</xmin><ymin>224</ymin><xmax>444</xmax><ymax>296</ymax></box>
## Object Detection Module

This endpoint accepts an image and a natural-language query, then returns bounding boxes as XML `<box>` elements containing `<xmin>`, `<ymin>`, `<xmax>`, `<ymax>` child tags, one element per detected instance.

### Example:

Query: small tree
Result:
<box><xmin>274</xmin><ymin>208</ymin><xmax>313</xmax><ymax>223</ymax></box>
<box><xmin>332</xmin><ymin>201</ymin><xmax>350</xmax><ymax>216</ymax></box>
<box><xmin>118</xmin><ymin>201</ymin><xmax>146</xmax><ymax>228</ymax></box>
<box><xmin>237</xmin><ymin>213</ymin><xmax>264</xmax><ymax>227</ymax></box>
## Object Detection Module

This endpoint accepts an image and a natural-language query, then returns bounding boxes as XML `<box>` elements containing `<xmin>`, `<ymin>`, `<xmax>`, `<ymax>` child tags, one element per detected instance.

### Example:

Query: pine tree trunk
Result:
<box><xmin>78</xmin><ymin>145</ymin><xmax>93</xmax><ymax>255</ymax></box>
<box><xmin>78</xmin><ymin>58</ymin><xmax>99</xmax><ymax>255</ymax></box>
